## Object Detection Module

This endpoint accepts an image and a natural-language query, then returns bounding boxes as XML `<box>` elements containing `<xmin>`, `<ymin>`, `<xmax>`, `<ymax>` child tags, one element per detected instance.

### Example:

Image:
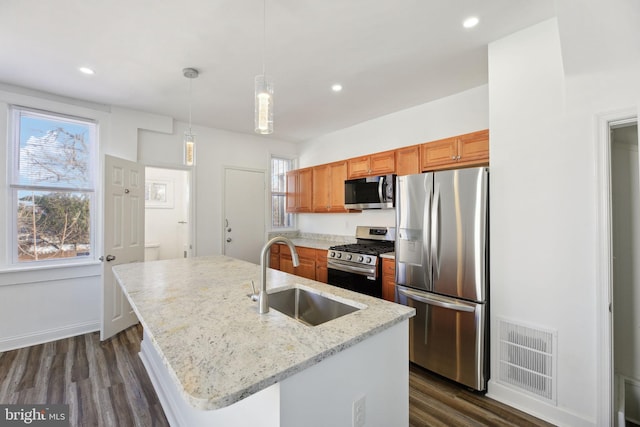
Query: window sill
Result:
<box><xmin>0</xmin><ymin>261</ymin><xmax>102</xmax><ymax>286</ymax></box>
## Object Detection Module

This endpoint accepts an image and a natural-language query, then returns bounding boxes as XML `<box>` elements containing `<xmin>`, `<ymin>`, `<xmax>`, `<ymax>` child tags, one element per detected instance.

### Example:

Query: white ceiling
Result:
<box><xmin>0</xmin><ymin>0</ymin><xmax>556</xmax><ymax>142</ymax></box>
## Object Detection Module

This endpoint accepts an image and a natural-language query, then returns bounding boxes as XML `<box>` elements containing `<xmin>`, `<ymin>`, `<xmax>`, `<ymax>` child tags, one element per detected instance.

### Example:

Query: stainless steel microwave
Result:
<box><xmin>344</xmin><ymin>174</ymin><xmax>395</xmax><ymax>209</ymax></box>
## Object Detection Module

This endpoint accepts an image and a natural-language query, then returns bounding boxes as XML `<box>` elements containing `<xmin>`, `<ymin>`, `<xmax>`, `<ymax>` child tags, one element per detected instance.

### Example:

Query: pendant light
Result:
<box><xmin>254</xmin><ymin>0</ymin><xmax>273</xmax><ymax>134</ymax></box>
<box><xmin>183</xmin><ymin>67</ymin><xmax>199</xmax><ymax>166</ymax></box>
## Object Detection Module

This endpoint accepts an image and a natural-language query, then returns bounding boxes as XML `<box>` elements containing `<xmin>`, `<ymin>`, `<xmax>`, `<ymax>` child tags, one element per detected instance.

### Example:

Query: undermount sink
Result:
<box><xmin>268</xmin><ymin>286</ymin><xmax>361</xmax><ymax>326</ymax></box>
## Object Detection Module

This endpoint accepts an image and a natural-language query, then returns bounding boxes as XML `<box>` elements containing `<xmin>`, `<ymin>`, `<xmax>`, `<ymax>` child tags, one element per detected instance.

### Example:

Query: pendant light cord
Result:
<box><xmin>188</xmin><ymin>77</ymin><xmax>193</xmax><ymax>135</ymax></box>
<box><xmin>262</xmin><ymin>0</ymin><xmax>266</xmax><ymax>76</ymax></box>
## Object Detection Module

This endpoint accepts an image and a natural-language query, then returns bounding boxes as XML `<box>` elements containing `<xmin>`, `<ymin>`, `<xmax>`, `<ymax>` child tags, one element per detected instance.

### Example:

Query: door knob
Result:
<box><xmin>226</xmin><ymin>238</ymin><xmax>232</xmax><ymax>242</ymax></box>
<box><xmin>227</xmin><ymin>227</ymin><xmax>232</xmax><ymax>232</ymax></box>
<box><xmin>100</xmin><ymin>254</ymin><xmax>116</xmax><ymax>262</ymax></box>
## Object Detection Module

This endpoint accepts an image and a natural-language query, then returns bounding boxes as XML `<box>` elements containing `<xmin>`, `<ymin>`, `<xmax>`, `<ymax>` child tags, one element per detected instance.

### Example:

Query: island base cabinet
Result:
<box><xmin>139</xmin><ymin>322</ymin><xmax>409</xmax><ymax>427</ymax></box>
<box><xmin>279</xmin><ymin>321</ymin><xmax>409</xmax><ymax>427</ymax></box>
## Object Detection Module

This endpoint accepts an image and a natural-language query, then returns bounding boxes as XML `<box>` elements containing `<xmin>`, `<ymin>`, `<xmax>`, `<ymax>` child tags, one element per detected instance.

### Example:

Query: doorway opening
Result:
<box><xmin>610</xmin><ymin>120</ymin><xmax>640</xmax><ymax>427</ymax></box>
<box><xmin>144</xmin><ymin>166</ymin><xmax>192</xmax><ymax>261</ymax></box>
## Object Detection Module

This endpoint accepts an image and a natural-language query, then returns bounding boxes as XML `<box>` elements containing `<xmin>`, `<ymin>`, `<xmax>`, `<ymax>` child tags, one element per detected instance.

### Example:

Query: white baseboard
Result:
<box><xmin>0</xmin><ymin>321</ymin><xmax>99</xmax><ymax>352</ymax></box>
<box><xmin>487</xmin><ymin>380</ymin><xmax>597</xmax><ymax>427</ymax></box>
<box><xmin>487</xmin><ymin>379</ymin><xmax>595</xmax><ymax>427</ymax></box>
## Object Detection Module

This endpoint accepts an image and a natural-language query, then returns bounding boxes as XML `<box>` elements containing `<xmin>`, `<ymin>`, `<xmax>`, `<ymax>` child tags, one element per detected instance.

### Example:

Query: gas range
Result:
<box><xmin>328</xmin><ymin>241</ymin><xmax>394</xmax><ymax>267</ymax></box>
<box><xmin>327</xmin><ymin>226</ymin><xmax>395</xmax><ymax>297</ymax></box>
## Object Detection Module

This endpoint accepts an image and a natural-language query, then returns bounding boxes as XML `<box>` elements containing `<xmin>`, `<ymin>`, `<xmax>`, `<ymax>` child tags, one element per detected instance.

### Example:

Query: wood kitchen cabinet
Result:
<box><xmin>286</xmin><ymin>167</ymin><xmax>313</xmax><ymax>213</ymax></box>
<box><xmin>347</xmin><ymin>150</ymin><xmax>395</xmax><ymax>178</ymax></box>
<box><xmin>285</xmin><ymin>129</ymin><xmax>488</xmax><ymax>214</ymax></box>
<box><xmin>315</xmin><ymin>249</ymin><xmax>328</xmax><ymax>283</ymax></box>
<box><xmin>269</xmin><ymin>244</ymin><xmax>280</xmax><ymax>270</ymax></box>
<box><xmin>312</xmin><ymin>161</ymin><xmax>353</xmax><ymax>213</ymax></box>
<box><xmin>395</xmin><ymin>145</ymin><xmax>420</xmax><ymax>176</ymax></box>
<box><xmin>280</xmin><ymin>245</ymin><xmax>316</xmax><ymax>280</ymax></box>
<box><xmin>381</xmin><ymin>257</ymin><xmax>396</xmax><ymax>302</ymax></box>
<box><xmin>272</xmin><ymin>244</ymin><xmax>328</xmax><ymax>283</ymax></box>
<box><xmin>420</xmin><ymin>129</ymin><xmax>489</xmax><ymax>171</ymax></box>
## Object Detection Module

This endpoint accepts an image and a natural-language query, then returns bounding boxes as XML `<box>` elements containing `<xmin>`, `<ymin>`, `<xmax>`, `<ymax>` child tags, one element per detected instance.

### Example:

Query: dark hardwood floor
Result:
<box><xmin>0</xmin><ymin>325</ymin><xmax>555</xmax><ymax>426</ymax></box>
<box><xmin>409</xmin><ymin>364</ymin><xmax>555</xmax><ymax>427</ymax></box>
<box><xmin>0</xmin><ymin>324</ymin><xmax>168</xmax><ymax>427</ymax></box>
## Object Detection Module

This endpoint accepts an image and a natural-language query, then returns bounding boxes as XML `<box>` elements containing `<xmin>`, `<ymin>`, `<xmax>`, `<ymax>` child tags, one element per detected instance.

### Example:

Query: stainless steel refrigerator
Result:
<box><xmin>395</xmin><ymin>167</ymin><xmax>488</xmax><ymax>391</ymax></box>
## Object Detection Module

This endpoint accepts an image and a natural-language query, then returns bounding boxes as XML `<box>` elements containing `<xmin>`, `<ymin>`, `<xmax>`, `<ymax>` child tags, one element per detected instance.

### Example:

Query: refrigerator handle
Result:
<box><xmin>431</xmin><ymin>185</ymin><xmax>440</xmax><ymax>279</ymax></box>
<box><xmin>423</xmin><ymin>183</ymin><xmax>432</xmax><ymax>289</ymax></box>
<box><xmin>397</xmin><ymin>287</ymin><xmax>475</xmax><ymax>313</ymax></box>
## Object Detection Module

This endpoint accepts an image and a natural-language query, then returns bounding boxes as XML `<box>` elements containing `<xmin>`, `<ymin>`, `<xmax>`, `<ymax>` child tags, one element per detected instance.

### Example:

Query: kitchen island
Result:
<box><xmin>113</xmin><ymin>255</ymin><xmax>415</xmax><ymax>427</ymax></box>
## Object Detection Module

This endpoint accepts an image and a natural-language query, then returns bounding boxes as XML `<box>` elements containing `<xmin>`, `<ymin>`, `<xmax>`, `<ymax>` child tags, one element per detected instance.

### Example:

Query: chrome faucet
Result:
<box><xmin>259</xmin><ymin>236</ymin><xmax>299</xmax><ymax>314</ymax></box>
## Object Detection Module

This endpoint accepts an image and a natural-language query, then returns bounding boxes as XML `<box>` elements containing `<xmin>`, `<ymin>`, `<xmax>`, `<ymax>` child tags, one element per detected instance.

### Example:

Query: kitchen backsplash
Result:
<box><xmin>268</xmin><ymin>230</ymin><xmax>356</xmax><ymax>244</ymax></box>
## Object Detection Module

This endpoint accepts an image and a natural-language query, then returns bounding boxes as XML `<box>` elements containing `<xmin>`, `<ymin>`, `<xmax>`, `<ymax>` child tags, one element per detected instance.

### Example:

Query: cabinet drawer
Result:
<box><xmin>280</xmin><ymin>245</ymin><xmax>315</xmax><ymax>260</ymax></box>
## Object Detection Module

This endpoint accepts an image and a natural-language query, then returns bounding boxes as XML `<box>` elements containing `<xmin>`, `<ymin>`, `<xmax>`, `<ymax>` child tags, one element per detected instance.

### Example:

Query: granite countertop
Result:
<box><xmin>112</xmin><ymin>255</ymin><xmax>414</xmax><ymax>411</ymax></box>
<box><xmin>278</xmin><ymin>238</ymin><xmax>339</xmax><ymax>250</ymax></box>
<box><xmin>380</xmin><ymin>252</ymin><xmax>396</xmax><ymax>259</ymax></box>
<box><xmin>269</xmin><ymin>232</ymin><xmax>354</xmax><ymax>251</ymax></box>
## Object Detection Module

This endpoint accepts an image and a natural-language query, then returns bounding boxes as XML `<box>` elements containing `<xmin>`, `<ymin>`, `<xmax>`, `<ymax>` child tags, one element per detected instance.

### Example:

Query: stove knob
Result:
<box><xmin>357</xmin><ymin>255</ymin><xmax>364</xmax><ymax>262</ymax></box>
<box><xmin>329</xmin><ymin>251</ymin><xmax>335</xmax><ymax>258</ymax></box>
<box><xmin>346</xmin><ymin>254</ymin><xmax>352</xmax><ymax>260</ymax></box>
<box><xmin>365</xmin><ymin>257</ymin><xmax>372</xmax><ymax>263</ymax></box>
<box><xmin>336</xmin><ymin>253</ymin><xmax>342</xmax><ymax>259</ymax></box>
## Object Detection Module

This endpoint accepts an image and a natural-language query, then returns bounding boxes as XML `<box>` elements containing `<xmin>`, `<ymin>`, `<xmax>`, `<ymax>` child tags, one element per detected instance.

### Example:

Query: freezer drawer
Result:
<box><xmin>396</xmin><ymin>285</ymin><xmax>486</xmax><ymax>391</ymax></box>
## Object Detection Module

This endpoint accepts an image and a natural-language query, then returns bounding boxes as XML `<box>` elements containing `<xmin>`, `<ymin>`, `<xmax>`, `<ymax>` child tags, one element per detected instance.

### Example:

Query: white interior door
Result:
<box><xmin>223</xmin><ymin>168</ymin><xmax>266</xmax><ymax>264</ymax></box>
<box><xmin>101</xmin><ymin>155</ymin><xmax>144</xmax><ymax>340</ymax></box>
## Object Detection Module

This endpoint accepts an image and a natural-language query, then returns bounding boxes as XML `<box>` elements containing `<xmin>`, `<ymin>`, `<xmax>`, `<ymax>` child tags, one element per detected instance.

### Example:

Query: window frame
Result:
<box><xmin>270</xmin><ymin>155</ymin><xmax>295</xmax><ymax>230</ymax></box>
<box><xmin>8</xmin><ymin>105</ymin><xmax>98</xmax><ymax>267</ymax></box>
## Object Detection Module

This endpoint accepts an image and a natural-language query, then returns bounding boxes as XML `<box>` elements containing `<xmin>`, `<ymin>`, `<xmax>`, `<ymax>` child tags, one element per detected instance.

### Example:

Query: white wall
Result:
<box><xmin>138</xmin><ymin>121</ymin><xmax>298</xmax><ymax>257</ymax></box>
<box><xmin>488</xmin><ymin>15</ymin><xmax>640</xmax><ymax>427</ymax></box>
<box><xmin>296</xmin><ymin>85</ymin><xmax>489</xmax><ymax>236</ymax></box>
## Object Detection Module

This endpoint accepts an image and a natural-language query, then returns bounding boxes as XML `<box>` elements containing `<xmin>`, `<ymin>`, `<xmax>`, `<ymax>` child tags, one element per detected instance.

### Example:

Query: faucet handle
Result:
<box><xmin>248</xmin><ymin>280</ymin><xmax>259</xmax><ymax>301</ymax></box>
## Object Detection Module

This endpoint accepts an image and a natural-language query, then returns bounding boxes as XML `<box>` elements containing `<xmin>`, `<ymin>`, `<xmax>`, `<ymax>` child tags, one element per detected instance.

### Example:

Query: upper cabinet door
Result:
<box><xmin>312</xmin><ymin>164</ymin><xmax>331</xmax><ymax>211</ymax></box>
<box><xmin>395</xmin><ymin>146</ymin><xmax>420</xmax><ymax>176</ymax></box>
<box><xmin>421</xmin><ymin>130</ymin><xmax>489</xmax><ymax>172</ymax></box>
<box><xmin>348</xmin><ymin>151</ymin><xmax>395</xmax><ymax>178</ymax></box>
<box><xmin>347</xmin><ymin>155</ymin><xmax>371</xmax><ymax>178</ymax></box>
<box><xmin>286</xmin><ymin>168</ymin><xmax>313</xmax><ymax>213</ymax></box>
<box><xmin>297</xmin><ymin>168</ymin><xmax>313</xmax><ymax>212</ymax></box>
<box><xmin>328</xmin><ymin>161</ymin><xmax>349</xmax><ymax>212</ymax></box>
<box><xmin>457</xmin><ymin>129</ymin><xmax>489</xmax><ymax>166</ymax></box>
<box><xmin>369</xmin><ymin>151</ymin><xmax>395</xmax><ymax>175</ymax></box>
<box><xmin>420</xmin><ymin>137</ymin><xmax>458</xmax><ymax>171</ymax></box>
<box><xmin>286</xmin><ymin>171</ymin><xmax>298</xmax><ymax>213</ymax></box>
<box><xmin>312</xmin><ymin>161</ymin><xmax>351</xmax><ymax>212</ymax></box>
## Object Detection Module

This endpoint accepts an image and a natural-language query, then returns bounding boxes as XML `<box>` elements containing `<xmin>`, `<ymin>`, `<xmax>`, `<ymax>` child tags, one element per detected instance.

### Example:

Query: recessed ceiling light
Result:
<box><xmin>463</xmin><ymin>16</ymin><xmax>479</xmax><ymax>29</ymax></box>
<box><xmin>79</xmin><ymin>67</ymin><xmax>95</xmax><ymax>75</ymax></box>
<box><xmin>331</xmin><ymin>84</ymin><xmax>343</xmax><ymax>92</ymax></box>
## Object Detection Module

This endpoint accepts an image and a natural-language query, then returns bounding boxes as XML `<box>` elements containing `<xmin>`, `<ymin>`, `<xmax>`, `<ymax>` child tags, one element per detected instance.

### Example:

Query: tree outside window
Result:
<box><xmin>11</xmin><ymin>107</ymin><xmax>96</xmax><ymax>263</ymax></box>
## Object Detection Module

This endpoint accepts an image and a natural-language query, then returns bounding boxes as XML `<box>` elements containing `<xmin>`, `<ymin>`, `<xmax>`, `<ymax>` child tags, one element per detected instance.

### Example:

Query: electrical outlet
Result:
<box><xmin>352</xmin><ymin>395</ymin><xmax>366</xmax><ymax>427</ymax></box>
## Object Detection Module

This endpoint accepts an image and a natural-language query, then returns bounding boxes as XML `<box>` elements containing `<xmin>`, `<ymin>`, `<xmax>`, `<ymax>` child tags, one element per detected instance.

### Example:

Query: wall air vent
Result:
<box><xmin>497</xmin><ymin>318</ymin><xmax>557</xmax><ymax>404</ymax></box>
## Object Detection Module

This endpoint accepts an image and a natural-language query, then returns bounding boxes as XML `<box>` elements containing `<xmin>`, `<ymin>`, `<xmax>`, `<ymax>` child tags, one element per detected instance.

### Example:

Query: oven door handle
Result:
<box><xmin>327</xmin><ymin>261</ymin><xmax>376</xmax><ymax>277</ymax></box>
